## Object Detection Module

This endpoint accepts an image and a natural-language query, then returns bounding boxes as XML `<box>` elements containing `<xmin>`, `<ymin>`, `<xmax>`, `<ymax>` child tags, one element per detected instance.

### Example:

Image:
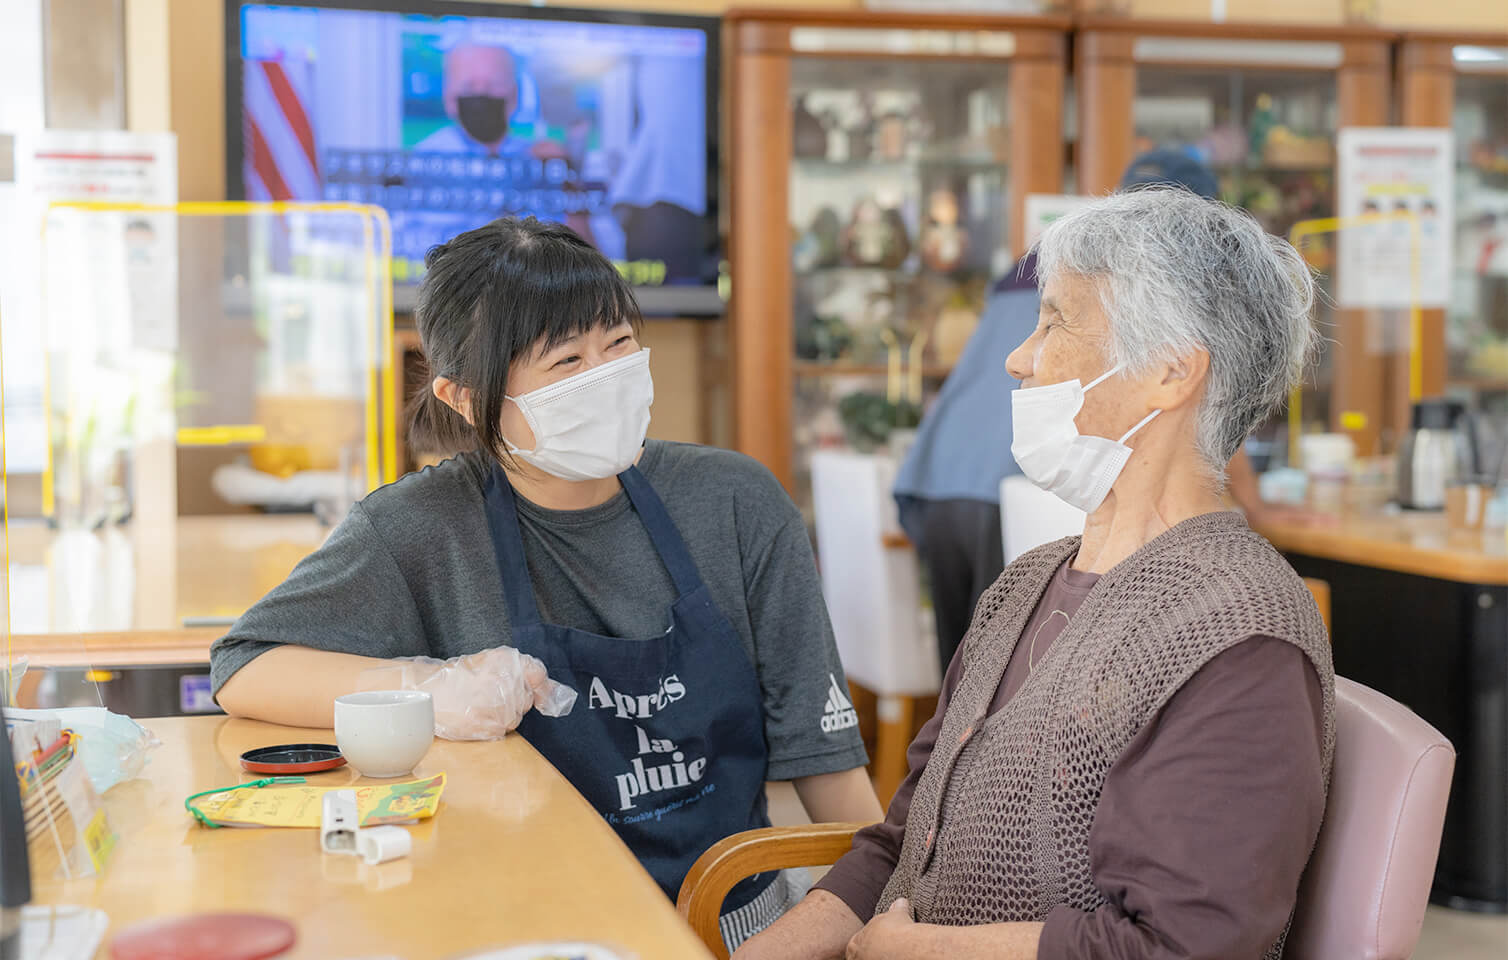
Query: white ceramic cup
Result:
<box><xmin>334</xmin><ymin>691</ymin><xmax>435</xmax><ymax>778</ymax></box>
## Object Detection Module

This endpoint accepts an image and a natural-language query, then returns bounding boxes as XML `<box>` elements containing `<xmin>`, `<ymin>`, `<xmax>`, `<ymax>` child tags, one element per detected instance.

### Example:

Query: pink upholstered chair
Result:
<box><xmin>1286</xmin><ymin>677</ymin><xmax>1456</xmax><ymax>960</ymax></box>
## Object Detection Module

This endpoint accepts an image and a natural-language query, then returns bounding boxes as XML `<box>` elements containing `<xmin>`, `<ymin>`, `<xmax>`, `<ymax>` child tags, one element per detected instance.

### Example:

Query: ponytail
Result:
<box><xmin>404</xmin><ymin>355</ymin><xmax>476</xmax><ymax>464</ymax></box>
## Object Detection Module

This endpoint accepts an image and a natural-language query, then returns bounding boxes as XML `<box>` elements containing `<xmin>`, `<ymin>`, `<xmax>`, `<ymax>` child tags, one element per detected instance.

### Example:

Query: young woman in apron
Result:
<box><xmin>213</xmin><ymin>217</ymin><xmax>881</xmax><ymax>947</ymax></box>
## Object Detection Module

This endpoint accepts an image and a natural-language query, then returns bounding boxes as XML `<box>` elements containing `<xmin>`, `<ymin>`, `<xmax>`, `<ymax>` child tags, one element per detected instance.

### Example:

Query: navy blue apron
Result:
<box><xmin>485</xmin><ymin>463</ymin><xmax>775</xmax><ymax>910</ymax></box>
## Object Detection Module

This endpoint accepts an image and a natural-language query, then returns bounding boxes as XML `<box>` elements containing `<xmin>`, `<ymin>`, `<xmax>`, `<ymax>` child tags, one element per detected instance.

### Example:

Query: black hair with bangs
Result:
<box><xmin>407</xmin><ymin>217</ymin><xmax>642</xmax><ymax>466</ymax></box>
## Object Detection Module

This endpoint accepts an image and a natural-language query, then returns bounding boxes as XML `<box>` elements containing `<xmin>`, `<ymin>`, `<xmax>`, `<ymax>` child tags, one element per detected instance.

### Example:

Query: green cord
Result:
<box><xmin>184</xmin><ymin>776</ymin><xmax>307</xmax><ymax>829</ymax></box>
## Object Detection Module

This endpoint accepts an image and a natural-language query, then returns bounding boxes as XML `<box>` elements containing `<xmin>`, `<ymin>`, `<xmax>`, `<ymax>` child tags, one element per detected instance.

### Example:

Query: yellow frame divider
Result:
<box><xmin>1285</xmin><ymin>211</ymin><xmax>1423</xmax><ymax>468</ymax></box>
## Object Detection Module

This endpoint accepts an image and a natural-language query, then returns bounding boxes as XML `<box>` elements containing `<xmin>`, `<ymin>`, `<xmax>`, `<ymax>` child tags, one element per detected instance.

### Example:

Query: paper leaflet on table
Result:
<box><xmin>6</xmin><ymin>720</ymin><xmax>118</xmax><ymax>879</ymax></box>
<box><xmin>187</xmin><ymin>773</ymin><xmax>445</xmax><ymax>828</ymax></box>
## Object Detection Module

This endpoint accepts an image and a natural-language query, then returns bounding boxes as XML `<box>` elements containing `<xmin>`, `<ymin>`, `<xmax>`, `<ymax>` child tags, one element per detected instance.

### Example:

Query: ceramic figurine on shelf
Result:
<box><xmin>842</xmin><ymin>93</ymin><xmax>874</xmax><ymax>165</ymax></box>
<box><xmin>793</xmin><ymin>207</ymin><xmax>842</xmax><ymax>272</ymax></box>
<box><xmin>874</xmin><ymin>111</ymin><xmax>909</xmax><ymax>162</ymax></box>
<box><xmin>845</xmin><ymin>197</ymin><xmax>908</xmax><ymax>269</ymax></box>
<box><xmin>1248</xmin><ymin>93</ymin><xmax>1277</xmax><ymax>161</ymax></box>
<box><xmin>802</xmin><ymin>89</ymin><xmax>868</xmax><ymax>165</ymax></box>
<box><xmin>793</xmin><ymin>96</ymin><xmax>828</xmax><ymax>159</ymax></box>
<box><xmin>920</xmin><ymin>188</ymin><xmax>968</xmax><ymax>273</ymax></box>
<box><xmin>824</xmin><ymin>107</ymin><xmax>852</xmax><ymax>164</ymax></box>
<box><xmin>845</xmin><ymin>198</ymin><xmax>889</xmax><ymax>266</ymax></box>
<box><xmin>881</xmin><ymin>208</ymin><xmax>912</xmax><ymax>270</ymax></box>
<box><xmin>795</xmin><ymin>312</ymin><xmax>855</xmax><ymax>363</ymax></box>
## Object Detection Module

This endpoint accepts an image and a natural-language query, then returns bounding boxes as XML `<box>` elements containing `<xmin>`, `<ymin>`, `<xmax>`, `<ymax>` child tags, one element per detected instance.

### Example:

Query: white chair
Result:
<box><xmin>810</xmin><ymin>450</ymin><xmax>941</xmax><ymax>804</ymax></box>
<box><xmin>1000</xmin><ymin>474</ymin><xmax>1084</xmax><ymax>563</ymax></box>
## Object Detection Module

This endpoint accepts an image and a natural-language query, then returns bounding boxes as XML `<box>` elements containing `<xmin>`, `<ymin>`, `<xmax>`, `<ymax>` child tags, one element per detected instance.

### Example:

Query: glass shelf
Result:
<box><xmin>787</xmin><ymin>51</ymin><xmax>1010</xmax><ymax>518</ymax></box>
<box><xmin>1131</xmin><ymin>64</ymin><xmax>1340</xmax><ymax>452</ymax></box>
<box><xmin>1134</xmin><ymin>67</ymin><xmax>1337</xmax><ymax>241</ymax></box>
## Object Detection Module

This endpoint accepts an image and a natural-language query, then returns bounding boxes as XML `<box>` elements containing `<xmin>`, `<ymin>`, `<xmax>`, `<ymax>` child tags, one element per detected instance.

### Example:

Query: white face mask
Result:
<box><xmin>503</xmin><ymin>348</ymin><xmax>654</xmax><ymax>482</ymax></box>
<box><xmin>1010</xmin><ymin>365</ymin><xmax>1161</xmax><ymax>513</ymax></box>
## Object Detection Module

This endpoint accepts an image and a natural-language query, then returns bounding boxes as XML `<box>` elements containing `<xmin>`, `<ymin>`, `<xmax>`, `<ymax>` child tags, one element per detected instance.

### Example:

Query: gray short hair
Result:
<box><xmin>1034</xmin><ymin>187</ymin><xmax>1318</xmax><ymax>475</ymax></box>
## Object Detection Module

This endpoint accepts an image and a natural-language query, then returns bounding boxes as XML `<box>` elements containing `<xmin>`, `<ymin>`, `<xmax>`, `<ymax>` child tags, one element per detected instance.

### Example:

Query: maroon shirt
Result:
<box><xmin>815</xmin><ymin>558</ymin><xmax>1327</xmax><ymax>960</ymax></box>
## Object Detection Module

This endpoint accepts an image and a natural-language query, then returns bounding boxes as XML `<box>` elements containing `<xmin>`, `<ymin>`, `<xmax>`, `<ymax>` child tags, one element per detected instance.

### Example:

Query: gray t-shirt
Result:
<box><xmin>211</xmin><ymin>439</ymin><xmax>868</xmax><ymax>781</ymax></box>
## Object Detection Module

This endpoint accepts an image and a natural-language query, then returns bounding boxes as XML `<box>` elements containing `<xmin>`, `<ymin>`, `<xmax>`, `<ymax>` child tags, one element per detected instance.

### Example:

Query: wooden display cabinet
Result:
<box><xmin>1398</xmin><ymin>33</ymin><xmax>1508</xmax><ymax>448</ymax></box>
<box><xmin>725</xmin><ymin>7</ymin><xmax>1071</xmax><ymax>505</ymax></box>
<box><xmin>1076</xmin><ymin>17</ymin><xmax>1398</xmax><ymax>458</ymax></box>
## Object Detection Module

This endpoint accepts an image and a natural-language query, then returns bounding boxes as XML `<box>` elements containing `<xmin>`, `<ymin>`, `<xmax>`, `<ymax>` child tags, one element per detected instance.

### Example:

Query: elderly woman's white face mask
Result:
<box><xmin>1010</xmin><ymin>366</ymin><xmax>1160</xmax><ymax>513</ymax></box>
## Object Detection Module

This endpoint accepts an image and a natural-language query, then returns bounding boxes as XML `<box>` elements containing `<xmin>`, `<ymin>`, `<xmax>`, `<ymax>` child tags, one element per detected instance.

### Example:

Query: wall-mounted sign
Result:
<box><xmin>1336</xmin><ymin>127</ymin><xmax>1453</xmax><ymax>309</ymax></box>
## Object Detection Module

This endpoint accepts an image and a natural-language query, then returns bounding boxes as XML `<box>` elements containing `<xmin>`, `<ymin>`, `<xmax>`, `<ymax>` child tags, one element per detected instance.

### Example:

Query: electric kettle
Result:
<box><xmin>1396</xmin><ymin>399</ymin><xmax>1480</xmax><ymax>510</ymax></box>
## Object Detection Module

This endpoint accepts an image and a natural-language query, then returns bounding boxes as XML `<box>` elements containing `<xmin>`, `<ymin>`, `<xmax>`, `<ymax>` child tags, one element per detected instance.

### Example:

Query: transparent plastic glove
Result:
<box><xmin>358</xmin><ymin>647</ymin><xmax>577</xmax><ymax>741</ymax></box>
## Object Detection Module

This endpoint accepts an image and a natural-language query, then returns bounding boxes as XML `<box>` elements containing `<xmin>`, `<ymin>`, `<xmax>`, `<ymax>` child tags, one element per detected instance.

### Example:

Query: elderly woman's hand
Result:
<box><xmin>845</xmin><ymin>900</ymin><xmax>1046</xmax><ymax>959</ymax></box>
<box><xmin>845</xmin><ymin>899</ymin><xmax>920</xmax><ymax>960</ymax></box>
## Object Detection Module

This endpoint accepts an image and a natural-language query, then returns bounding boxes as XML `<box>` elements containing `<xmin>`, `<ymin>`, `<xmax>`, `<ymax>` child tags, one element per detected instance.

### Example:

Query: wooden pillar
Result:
<box><xmin>1075</xmin><ymin>30</ymin><xmax>1136</xmax><ymax>196</ymax></box>
<box><xmin>1332</xmin><ymin>37</ymin><xmax>1393</xmax><ymax>455</ymax></box>
<box><xmin>729</xmin><ymin>24</ymin><xmax>794</xmax><ymax>491</ymax></box>
<box><xmin>1398</xmin><ymin>39</ymin><xmax>1456</xmax><ymax>419</ymax></box>
<box><xmin>1009</xmin><ymin>31</ymin><xmax>1068</xmax><ymax>257</ymax></box>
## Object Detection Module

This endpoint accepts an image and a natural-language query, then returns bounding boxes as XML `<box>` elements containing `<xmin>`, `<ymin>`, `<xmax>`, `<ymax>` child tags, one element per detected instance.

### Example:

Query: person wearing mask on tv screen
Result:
<box><xmin>892</xmin><ymin>148</ymin><xmax>1330</xmax><ymax>677</ymax></box>
<box><xmin>415</xmin><ymin>41</ymin><xmax>531</xmax><ymax>158</ymax></box>
<box><xmin>405</xmin><ymin>34</ymin><xmax>593</xmax><ymax>249</ymax></box>
<box><xmin>211</xmin><ymin>218</ymin><xmax>883</xmax><ymax>951</ymax></box>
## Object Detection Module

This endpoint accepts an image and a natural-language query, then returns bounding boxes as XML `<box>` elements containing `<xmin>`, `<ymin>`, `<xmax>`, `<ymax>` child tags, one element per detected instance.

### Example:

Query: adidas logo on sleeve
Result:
<box><xmin>821</xmin><ymin>673</ymin><xmax>860</xmax><ymax>734</ymax></box>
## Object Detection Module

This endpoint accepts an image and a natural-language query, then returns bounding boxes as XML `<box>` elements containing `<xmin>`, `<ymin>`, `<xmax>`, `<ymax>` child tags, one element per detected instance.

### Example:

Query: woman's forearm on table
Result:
<box><xmin>792</xmin><ymin>767</ymin><xmax>884</xmax><ymax>824</ymax></box>
<box><xmin>215</xmin><ymin>646</ymin><xmax>391</xmax><ymax>727</ymax></box>
<box><xmin>733</xmin><ymin>890</ymin><xmax>862</xmax><ymax>960</ymax></box>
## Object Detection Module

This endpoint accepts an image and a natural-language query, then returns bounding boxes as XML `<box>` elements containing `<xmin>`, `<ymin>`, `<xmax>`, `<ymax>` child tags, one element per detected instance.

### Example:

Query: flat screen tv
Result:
<box><xmin>225</xmin><ymin>0</ymin><xmax>722</xmax><ymax>315</ymax></box>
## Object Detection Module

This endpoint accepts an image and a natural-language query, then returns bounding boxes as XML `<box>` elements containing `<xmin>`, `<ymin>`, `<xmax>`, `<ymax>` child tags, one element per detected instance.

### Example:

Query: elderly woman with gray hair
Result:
<box><xmin>736</xmin><ymin>188</ymin><xmax>1335</xmax><ymax>960</ymax></box>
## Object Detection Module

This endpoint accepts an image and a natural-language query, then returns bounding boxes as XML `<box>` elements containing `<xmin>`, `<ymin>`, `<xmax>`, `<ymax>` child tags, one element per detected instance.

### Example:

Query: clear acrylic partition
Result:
<box><xmin>1281</xmin><ymin>213</ymin><xmax>1425</xmax><ymax>511</ymax></box>
<box><xmin>1449</xmin><ymin>65</ymin><xmax>1508</xmax><ymax>457</ymax></box>
<box><xmin>1133</xmin><ymin>64</ymin><xmax>1345</xmax><ymax>468</ymax></box>
<box><xmin>2</xmin><ymin>202</ymin><xmax>392</xmax><ymax>714</ymax></box>
<box><xmin>2</xmin><ymin>254</ymin><xmax>112</xmax><ymax>890</ymax></box>
<box><xmin>788</xmin><ymin>50</ymin><xmax>1010</xmax><ymax>523</ymax></box>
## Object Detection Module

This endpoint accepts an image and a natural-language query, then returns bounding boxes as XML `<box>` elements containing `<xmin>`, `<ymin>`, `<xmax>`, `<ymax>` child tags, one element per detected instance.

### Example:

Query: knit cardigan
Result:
<box><xmin>877</xmin><ymin>511</ymin><xmax>1335</xmax><ymax>959</ymax></box>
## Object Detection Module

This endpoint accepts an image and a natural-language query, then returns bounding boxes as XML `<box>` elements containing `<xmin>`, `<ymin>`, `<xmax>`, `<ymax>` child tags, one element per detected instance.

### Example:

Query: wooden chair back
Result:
<box><xmin>676</xmin><ymin>823</ymin><xmax>867</xmax><ymax>959</ymax></box>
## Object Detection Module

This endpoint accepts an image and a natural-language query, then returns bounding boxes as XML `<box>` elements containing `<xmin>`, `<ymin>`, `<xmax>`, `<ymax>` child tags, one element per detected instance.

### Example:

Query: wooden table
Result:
<box><xmin>1254</xmin><ymin>508</ymin><xmax>1507</xmax><ymax>911</ymax></box>
<box><xmin>1253</xmin><ymin>509</ymin><xmax>1507</xmax><ymax>586</ymax></box>
<box><xmin>32</xmin><ymin>716</ymin><xmax>714</xmax><ymax>959</ymax></box>
<box><xmin>5</xmin><ymin>515</ymin><xmax>328</xmax><ymax>669</ymax></box>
